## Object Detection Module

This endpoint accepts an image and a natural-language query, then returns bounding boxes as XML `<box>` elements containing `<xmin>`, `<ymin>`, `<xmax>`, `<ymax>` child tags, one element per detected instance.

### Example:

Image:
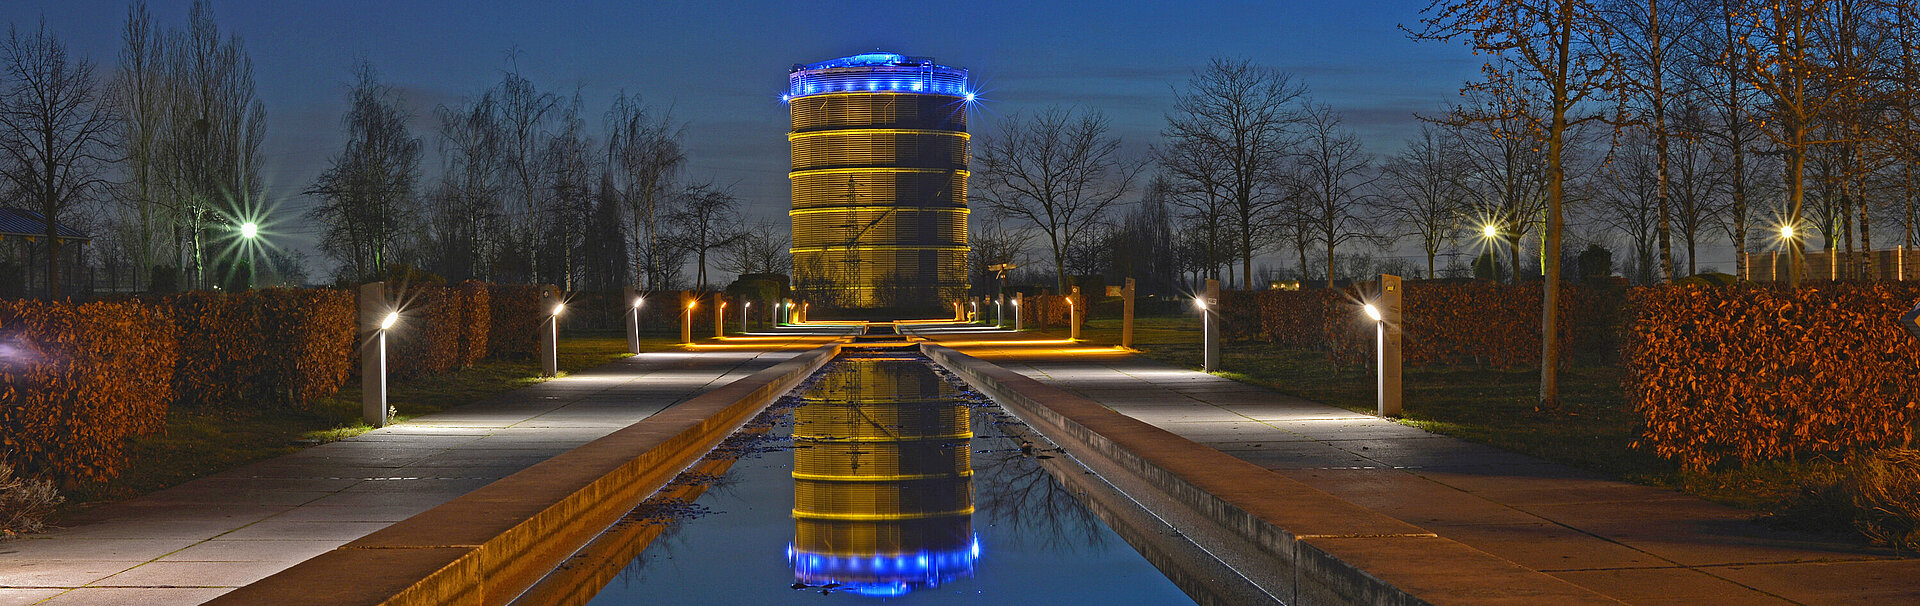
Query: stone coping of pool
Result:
<box><xmin>921</xmin><ymin>343</ymin><xmax>1625</xmax><ymax>606</ymax></box>
<box><xmin>205</xmin><ymin>341</ymin><xmax>846</xmax><ymax>606</ymax></box>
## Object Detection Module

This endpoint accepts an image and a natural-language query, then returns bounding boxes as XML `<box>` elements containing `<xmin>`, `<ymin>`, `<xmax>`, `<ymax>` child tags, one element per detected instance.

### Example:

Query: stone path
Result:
<box><xmin>0</xmin><ymin>328</ymin><xmax>851</xmax><ymax>606</ymax></box>
<box><xmin>906</xmin><ymin>324</ymin><xmax>1919</xmax><ymax>606</ymax></box>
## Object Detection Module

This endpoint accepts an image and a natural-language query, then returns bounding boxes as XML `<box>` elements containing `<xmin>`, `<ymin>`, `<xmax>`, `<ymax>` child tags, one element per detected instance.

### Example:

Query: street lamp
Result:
<box><xmin>743</xmin><ymin>301</ymin><xmax>752</xmax><ymax>333</ymax></box>
<box><xmin>626</xmin><ymin>295</ymin><xmax>644</xmax><ymax>354</ymax></box>
<box><xmin>1365</xmin><ymin>273</ymin><xmax>1404</xmax><ymax>417</ymax></box>
<box><xmin>1196</xmin><ymin>296</ymin><xmax>1216</xmax><ymax>372</ymax></box>
<box><xmin>540</xmin><ymin>294</ymin><xmax>563</xmax><ymax>377</ymax></box>
<box><xmin>240</xmin><ymin>221</ymin><xmax>259</xmax><ymax>240</ymax></box>
<box><xmin>683</xmin><ymin>300</ymin><xmax>696</xmax><ymax>344</ymax></box>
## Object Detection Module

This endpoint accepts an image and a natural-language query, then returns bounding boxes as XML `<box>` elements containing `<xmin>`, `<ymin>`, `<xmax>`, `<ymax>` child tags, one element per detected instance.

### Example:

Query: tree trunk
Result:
<box><xmin>1652</xmin><ymin>0</ymin><xmax>1674</xmax><ymax>283</ymax></box>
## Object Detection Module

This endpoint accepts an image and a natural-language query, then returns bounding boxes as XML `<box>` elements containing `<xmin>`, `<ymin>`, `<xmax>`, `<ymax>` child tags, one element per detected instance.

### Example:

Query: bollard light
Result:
<box><xmin>538</xmin><ymin>288</ymin><xmax>561</xmax><ymax>377</ymax></box>
<box><xmin>1369</xmin><ymin>274</ymin><xmax>1404</xmax><ymax>417</ymax></box>
<box><xmin>742</xmin><ymin>301</ymin><xmax>751</xmax><ymax>332</ymax></box>
<box><xmin>633</xmin><ymin>297</ymin><xmax>644</xmax><ymax>309</ymax></box>
<box><xmin>552</xmin><ymin>303</ymin><xmax>565</xmax><ymax>316</ymax></box>
<box><xmin>626</xmin><ymin>294</ymin><xmax>645</xmax><ymax>355</ymax></box>
<box><xmin>380</xmin><ymin>311</ymin><xmax>399</xmax><ymax>330</ymax></box>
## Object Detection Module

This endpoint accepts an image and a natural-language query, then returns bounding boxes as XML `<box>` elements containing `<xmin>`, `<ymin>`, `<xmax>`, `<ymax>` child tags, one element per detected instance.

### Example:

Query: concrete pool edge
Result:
<box><xmin>206</xmin><ymin>341</ymin><xmax>844</xmax><ymax>606</ymax></box>
<box><xmin>920</xmin><ymin>343</ymin><xmax>1623</xmax><ymax>606</ymax></box>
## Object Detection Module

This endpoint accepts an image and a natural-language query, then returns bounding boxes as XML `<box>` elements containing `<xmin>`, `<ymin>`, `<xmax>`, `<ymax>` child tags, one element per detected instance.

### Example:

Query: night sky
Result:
<box><xmin>7</xmin><ymin>1</ymin><xmax>1482</xmax><ymax>271</ymax></box>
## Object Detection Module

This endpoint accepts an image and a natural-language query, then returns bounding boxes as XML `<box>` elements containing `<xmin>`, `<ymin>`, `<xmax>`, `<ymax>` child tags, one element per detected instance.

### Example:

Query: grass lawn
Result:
<box><xmin>1035</xmin><ymin>314</ymin><xmax>1845</xmax><ymax>514</ymax></box>
<box><xmin>60</xmin><ymin>329</ymin><xmax>683</xmax><ymax>513</ymax></box>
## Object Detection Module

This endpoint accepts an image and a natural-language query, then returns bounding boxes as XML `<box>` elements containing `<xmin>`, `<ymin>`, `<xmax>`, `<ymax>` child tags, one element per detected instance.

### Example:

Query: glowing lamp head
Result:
<box><xmin>1780</xmin><ymin>225</ymin><xmax>1796</xmax><ymax>240</ymax></box>
<box><xmin>632</xmin><ymin>298</ymin><xmax>644</xmax><ymax>309</ymax></box>
<box><xmin>1194</xmin><ymin>298</ymin><xmax>1207</xmax><ymax>311</ymax></box>
<box><xmin>239</xmin><ymin>222</ymin><xmax>259</xmax><ymax>239</ymax></box>
<box><xmin>380</xmin><ymin>311</ymin><xmax>399</xmax><ymax>330</ymax></box>
<box><xmin>963</xmin><ymin>91</ymin><xmax>976</xmax><ymax>102</ymax></box>
<box><xmin>551</xmin><ymin>303</ymin><xmax>565</xmax><ymax>316</ymax></box>
<box><xmin>687</xmin><ymin>301</ymin><xmax>697</xmax><ymax>310</ymax></box>
<box><xmin>1363</xmin><ymin>303</ymin><xmax>1383</xmax><ymax>322</ymax></box>
<box><xmin>1480</xmin><ymin>223</ymin><xmax>1499</xmax><ymax>239</ymax></box>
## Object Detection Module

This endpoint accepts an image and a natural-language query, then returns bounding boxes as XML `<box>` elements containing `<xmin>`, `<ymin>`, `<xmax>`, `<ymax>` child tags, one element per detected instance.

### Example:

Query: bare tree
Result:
<box><xmin>604</xmin><ymin>92</ymin><xmax>684</xmax><ymax>289</ymax></box>
<box><xmin>427</xmin><ymin>91</ymin><xmax>503</xmax><ymax>281</ymax></box>
<box><xmin>1293</xmin><ymin>103</ymin><xmax>1380</xmax><ymax>283</ymax></box>
<box><xmin>666</xmin><ymin>182</ymin><xmax>741</xmax><ymax>290</ymax></box>
<box><xmin>0</xmin><ymin>21</ymin><xmax>116</xmax><ymax>298</ymax></box>
<box><xmin>306</xmin><ymin>61</ymin><xmax>421</xmax><ymax>282</ymax></box>
<box><xmin>1438</xmin><ymin>84</ymin><xmax>1548</xmax><ymax>284</ymax></box>
<box><xmin>160</xmin><ymin>0</ymin><xmax>266</xmax><ymax>289</ymax></box>
<box><xmin>1160</xmin><ymin>57</ymin><xmax>1308</xmax><ymax>289</ymax></box>
<box><xmin>1608</xmin><ymin>0</ymin><xmax>1696</xmax><ymax>282</ymax></box>
<box><xmin>113</xmin><ymin>1</ymin><xmax>168</xmax><ymax>289</ymax></box>
<box><xmin>718</xmin><ymin>221</ymin><xmax>791</xmax><ymax>277</ymax></box>
<box><xmin>1381</xmin><ymin>124</ymin><xmax>1469</xmax><ymax>278</ymax></box>
<box><xmin>1742</xmin><ymin>0</ymin><xmax>1865</xmax><ymax>285</ymax></box>
<box><xmin>1415</xmin><ymin>0</ymin><xmax>1621</xmax><ymax>410</ymax></box>
<box><xmin>974</xmin><ymin>106</ymin><xmax>1139</xmax><ymax>294</ymax></box>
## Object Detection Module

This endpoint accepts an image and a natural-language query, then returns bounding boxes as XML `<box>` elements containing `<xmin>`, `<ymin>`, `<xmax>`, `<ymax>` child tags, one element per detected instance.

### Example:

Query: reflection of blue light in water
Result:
<box><xmin>789</xmin><ymin>536</ymin><xmax>982</xmax><ymax>597</ymax></box>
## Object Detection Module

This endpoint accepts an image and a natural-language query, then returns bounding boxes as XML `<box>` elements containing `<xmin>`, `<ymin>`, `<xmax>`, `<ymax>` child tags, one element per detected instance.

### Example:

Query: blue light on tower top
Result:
<box><xmin>788</xmin><ymin>51</ymin><xmax>969</xmax><ymax>101</ymax></box>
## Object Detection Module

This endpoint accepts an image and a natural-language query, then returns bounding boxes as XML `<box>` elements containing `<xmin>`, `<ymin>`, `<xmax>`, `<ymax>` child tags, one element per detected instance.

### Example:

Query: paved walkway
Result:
<box><xmin>0</xmin><ymin>328</ymin><xmax>852</xmax><ymax>606</ymax></box>
<box><xmin>906</xmin><ymin>324</ymin><xmax>1919</xmax><ymax>606</ymax></box>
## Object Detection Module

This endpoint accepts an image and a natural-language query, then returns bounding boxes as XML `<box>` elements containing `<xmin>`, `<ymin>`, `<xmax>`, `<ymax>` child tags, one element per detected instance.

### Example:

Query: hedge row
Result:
<box><xmin>1625</xmin><ymin>283</ymin><xmax>1920</xmax><ymax>471</ymax></box>
<box><xmin>169</xmin><ymin>290</ymin><xmax>358</xmax><ymax>409</ymax></box>
<box><xmin>0</xmin><ymin>300</ymin><xmax>176</xmax><ymax>484</ymax></box>
<box><xmin>1019</xmin><ymin>294</ymin><xmax>1075</xmax><ymax>328</ymax></box>
<box><xmin>391</xmin><ymin>282</ymin><xmax>490</xmax><ymax>377</ymax></box>
<box><xmin>1221</xmin><ymin>283</ymin><xmax>1626</xmax><ymax>370</ymax></box>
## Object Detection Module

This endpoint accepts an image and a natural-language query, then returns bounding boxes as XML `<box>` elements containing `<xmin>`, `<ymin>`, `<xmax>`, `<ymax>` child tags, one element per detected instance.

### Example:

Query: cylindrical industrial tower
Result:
<box><xmin>787</xmin><ymin>52</ymin><xmax>970</xmax><ymax>317</ymax></box>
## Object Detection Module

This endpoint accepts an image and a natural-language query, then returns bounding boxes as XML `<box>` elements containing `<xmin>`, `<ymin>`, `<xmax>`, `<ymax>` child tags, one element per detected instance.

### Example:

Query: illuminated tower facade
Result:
<box><xmin>787</xmin><ymin>52</ymin><xmax>970</xmax><ymax>316</ymax></box>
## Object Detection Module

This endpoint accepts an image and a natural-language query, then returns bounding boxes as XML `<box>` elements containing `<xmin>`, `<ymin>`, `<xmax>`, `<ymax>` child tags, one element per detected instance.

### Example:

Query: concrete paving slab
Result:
<box><xmin>0</xmin><ymin>589</ymin><xmax>66</xmax><ymax>605</ymax></box>
<box><xmin>1</xmin><ymin>331</ymin><xmax>839</xmax><ymax>604</ymax></box>
<box><xmin>910</xmin><ymin>325</ymin><xmax>1917</xmax><ymax>606</ymax></box>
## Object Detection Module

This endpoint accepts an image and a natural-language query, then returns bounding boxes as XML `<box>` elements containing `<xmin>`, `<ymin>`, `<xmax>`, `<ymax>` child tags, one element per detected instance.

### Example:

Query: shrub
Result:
<box><xmin>1625</xmin><ymin>283</ymin><xmax>1920</xmax><ymax>471</ymax></box>
<box><xmin>488</xmin><ymin>284</ymin><xmax>542</xmax><ymax>359</ymax></box>
<box><xmin>391</xmin><ymin>285</ymin><xmax>461</xmax><ymax>377</ymax></box>
<box><xmin>253</xmin><ymin>289</ymin><xmax>356</xmax><ymax>407</ymax></box>
<box><xmin>171</xmin><ymin>289</ymin><xmax>355</xmax><ymax>409</ymax></box>
<box><xmin>0</xmin><ymin>462</ymin><xmax>63</xmax><ymax>539</ymax></box>
<box><xmin>1778</xmin><ymin>449</ymin><xmax>1920</xmax><ymax>551</ymax></box>
<box><xmin>457</xmin><ymin>281</ymin><xmax>490</xmax><ymax>367</ymax></box>
<box><xmin>0</xmin><ymin>299</ymin><xmax>175</xmax><ymax>484</ymax></box>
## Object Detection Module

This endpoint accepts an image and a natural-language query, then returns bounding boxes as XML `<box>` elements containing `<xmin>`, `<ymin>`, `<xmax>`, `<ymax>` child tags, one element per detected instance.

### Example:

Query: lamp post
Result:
<box><xmin>716</xmin><ymin>299</ymin><xmax>727</xmax><ymax>339</ymax></box>
<box><xmin>539</xmin><ymin>286</ymin><xmax>562</xmax><ymax>378</ymax></box>
<box><xmin>995</xmin><ymin>296</ymin><xmax>1004</xmax><ymax>328</ymax></box>
<box><xmin>1367</xmin><ymin>274</ymin><xmax>1404</xmax><ymax>417</ymax></box>
<box><xmin>1199</xmin><ymin>278</ymin><xmax>1219</xmax><ymax>372</ymax></box>
<box><xmin>743</xmin><ymin>301</ymin><xmax>752</xmax><ymax>333</ymax></box>
<box><xmin>1068</xmin><ymin>286</ymin><xmax>1082</xmax><ymax>340</ymax></box>
<box><xmin>682</xmin><ymin>300</ymin><xmax>695</xmax><ymax>344</ymax></box>
<box><xmin>359</xmin><ymin>282</ymin><xmax>392</xmax><ymax>427</ymax></box>
<box><xmin>970</xmin><ymin>300</ymin><xmax>979</xmax><ymax>323</ymax></box>
<box><xmin>1013</xmin><ymin>294</ymin><xmax>1023</xmax><ymax>332</ymax></box>
<box><xmin>1121</xmin><ymin>277</ymin><xmax>1136</xmax><ymax>350</ymax></box>
<box><xmin>624</xmin><ymin>287</ymin><xmax>643</xmax><ymax>355</ymax></box>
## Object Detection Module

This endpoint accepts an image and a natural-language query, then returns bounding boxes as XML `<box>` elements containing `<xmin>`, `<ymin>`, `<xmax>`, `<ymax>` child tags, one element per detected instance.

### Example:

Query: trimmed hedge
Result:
<box><xmin>392</xmin><ymin>285</ymin><xmax>461</xmax><ymax>377</ymax></box>
<box><xmin>1625</xmin><ymin>283</ymin><xmax>1920</xmax><ymax>471</ymax></box>
<box><xmin>488</xmin><ymin>284</ymin><xmax>541</xmax><ymax>359</ymax></box>
<box><xmin>457</xmin><ymin>281</ymin><xmax>490</xmax><ymax>367</ymax></box>
<box><xmin>0</xmin><ymin>300</ymin><xmax>176</xmax><ymax>484</ymax></box>
<box><xmin>1224</xmin><ymin>283</ymin><xmax>1625</xmax><ymax>370</ymax></box>
<box><xmin>171</xmin><ymin>290</ymin><xmax>355</xmax><ymax>409</ymax></box>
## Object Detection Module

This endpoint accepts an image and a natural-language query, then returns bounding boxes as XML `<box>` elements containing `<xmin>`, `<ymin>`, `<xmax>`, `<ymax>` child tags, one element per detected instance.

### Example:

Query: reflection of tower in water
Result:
<box><xmin>788</xmin><ymin>357</ymin><xmax>979</xmax><ymax>597</ymax></box>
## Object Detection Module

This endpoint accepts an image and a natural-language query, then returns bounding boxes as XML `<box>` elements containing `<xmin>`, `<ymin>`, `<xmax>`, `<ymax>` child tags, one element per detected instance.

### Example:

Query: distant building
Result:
<box><xmin>786</xmin><ymin>52</ymin><xmax>971</xmax><ymax>317</ymax></box>
<box><xmin>0</xmin><ymin>206</ymin><xmax>92</xmax><ymax>298</ymax></box>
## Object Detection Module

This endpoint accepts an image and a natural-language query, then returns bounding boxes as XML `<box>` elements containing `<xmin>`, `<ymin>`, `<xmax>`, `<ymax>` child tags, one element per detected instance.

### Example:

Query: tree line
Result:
<box><xmin>970</xmin><ymin>0</ymin><xmax>1920</xmax><ymax>302</ymax></box>
<box><xmin>0</xmin><ymin>1</ymin><xmax>791</xmax><ymax>298</ymax></box>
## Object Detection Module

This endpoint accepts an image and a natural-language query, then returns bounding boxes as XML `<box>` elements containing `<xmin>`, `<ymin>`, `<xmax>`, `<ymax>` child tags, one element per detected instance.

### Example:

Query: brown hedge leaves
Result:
<box><xmin>0</xmin><ymin>300</ymin><xmax>175</xmax><ymax>484</ymax></box>
<box><xmin>1625</xmin><ymin>284</ymin><xmax>1920</xmax><ymax>471</ymax></box>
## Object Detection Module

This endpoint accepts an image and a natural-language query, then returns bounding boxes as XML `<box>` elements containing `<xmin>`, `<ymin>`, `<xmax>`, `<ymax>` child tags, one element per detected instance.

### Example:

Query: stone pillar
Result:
<box><xmin>538</xmin><ymin>285</ymin><xmax>560</xmax><ymax>378</ymax></box>
<box><xmin>358</xmin><ymin>281</ymin><xmax>388</xmax><ymax>428</ymax></box>
<box><xmin>1122</xmin><ymin>277</ymin><xmax>1136</xmax><ymax>349</ymax></box>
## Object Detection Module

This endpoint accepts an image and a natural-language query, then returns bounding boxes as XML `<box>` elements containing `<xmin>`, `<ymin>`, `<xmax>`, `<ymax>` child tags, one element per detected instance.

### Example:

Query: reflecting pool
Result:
<box><xmin>579</xmin><ymin>351</ymin><xmax>1195</xmax><ymax>603</ymax></box>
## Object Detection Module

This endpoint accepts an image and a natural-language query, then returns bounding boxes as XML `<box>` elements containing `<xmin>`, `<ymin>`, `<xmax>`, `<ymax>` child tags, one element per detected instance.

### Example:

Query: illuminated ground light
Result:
<box><xmin>788</xmin><ymin>538</ymin><xmax>982</xmax><ymax>597</ymax></box>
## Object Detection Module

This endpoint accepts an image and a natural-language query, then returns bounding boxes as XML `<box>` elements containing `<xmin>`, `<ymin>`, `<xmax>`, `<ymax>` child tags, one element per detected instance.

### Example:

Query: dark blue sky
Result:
<box><xmin>8</xmin><ymin>0</ymin><xmax>1482</xmax><ymax>260</ymax></box>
